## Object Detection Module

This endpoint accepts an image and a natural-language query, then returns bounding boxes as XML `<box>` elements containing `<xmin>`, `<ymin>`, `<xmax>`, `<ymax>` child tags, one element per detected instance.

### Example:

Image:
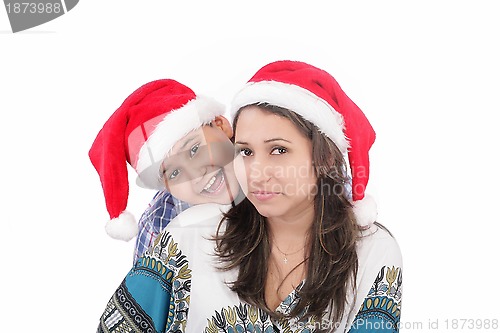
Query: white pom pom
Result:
<box><xmin>105</xmin><ymin>211</ymin><xmax>138</xmax><ymax>241</ymax></box>
<box><xmin>352</xmin><ymin>194</ymin><xmax>378</xmax><ymax>227</ymax></box>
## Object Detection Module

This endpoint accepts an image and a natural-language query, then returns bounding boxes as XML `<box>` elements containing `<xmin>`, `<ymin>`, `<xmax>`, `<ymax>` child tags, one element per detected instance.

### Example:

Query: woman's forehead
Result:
<box><xmin>235</xmin><ymin>106</ymin><xmax>302</xmax><ymax>142</ymax></box>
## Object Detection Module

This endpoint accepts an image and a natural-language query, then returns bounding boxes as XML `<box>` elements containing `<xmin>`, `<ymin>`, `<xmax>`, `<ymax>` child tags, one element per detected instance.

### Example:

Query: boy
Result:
<box><xmin>89</xmin><ymin>79</ymin><xmax>240</xmax><ymax>261</ymax></box>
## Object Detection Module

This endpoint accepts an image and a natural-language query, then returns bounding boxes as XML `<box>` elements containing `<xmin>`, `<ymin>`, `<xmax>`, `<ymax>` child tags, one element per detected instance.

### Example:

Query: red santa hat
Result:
<box><xmin>89</xmin><ymin>79</ymin><xmax>225</xmax><ymax>241</ymax></box>
<box><xmin>230</xmin><ymin>60</ymin><xmax>377</xmax><ymax>227</ymax></box>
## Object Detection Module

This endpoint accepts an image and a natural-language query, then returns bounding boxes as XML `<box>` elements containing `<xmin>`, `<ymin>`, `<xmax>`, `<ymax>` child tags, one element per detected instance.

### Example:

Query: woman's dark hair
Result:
<box><xmin>214</xmin><ymin>103</ymin><xmax>360</xmax><ymax>325</ymax></box>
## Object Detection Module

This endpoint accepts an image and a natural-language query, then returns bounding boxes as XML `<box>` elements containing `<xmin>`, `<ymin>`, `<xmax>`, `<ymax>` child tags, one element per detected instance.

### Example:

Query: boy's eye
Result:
<box><xmin>190</xmin><ymin>143</ymin><xmax>200</xmax><ymax>158</ymax></box>
<box><xmin>271</xmin><ymin>147</ymin><xmax>287</xmax><ymax>155</ymax></box>
<box><xmin>238</xmin><ymin>147</ymin><xmax>253</xmax><ymax>157</ymax></box>
<box><xmin>168</xmin><ymin>169</ymin><xmax>180</xmax><ymax>180</ymax></box>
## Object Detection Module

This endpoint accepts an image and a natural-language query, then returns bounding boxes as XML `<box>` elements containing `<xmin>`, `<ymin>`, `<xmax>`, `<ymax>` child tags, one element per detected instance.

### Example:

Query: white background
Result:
<box><xmin>1</xmin><ymin>1</ymin><xmax>499</xmax><ymax>332</ymax></box>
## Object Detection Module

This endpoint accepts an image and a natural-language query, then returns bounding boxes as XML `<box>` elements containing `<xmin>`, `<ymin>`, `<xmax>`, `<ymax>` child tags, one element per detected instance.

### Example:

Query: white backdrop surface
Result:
<box><xmin>1</xmin><ymin>1</ymin><xmax>499</xmax><ymax>332</ymax></box>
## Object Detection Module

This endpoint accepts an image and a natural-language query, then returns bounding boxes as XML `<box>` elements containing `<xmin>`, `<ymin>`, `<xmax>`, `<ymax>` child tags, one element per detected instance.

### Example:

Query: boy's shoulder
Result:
<box><xmin>151</xmin><ymin>203</ymin><xmax>231</xmax><ymax>246</ymax></box>
<box><xmin>169</xmin><ymin>203</ymin><xmax>231</xmax><ymax>228</ymax></box>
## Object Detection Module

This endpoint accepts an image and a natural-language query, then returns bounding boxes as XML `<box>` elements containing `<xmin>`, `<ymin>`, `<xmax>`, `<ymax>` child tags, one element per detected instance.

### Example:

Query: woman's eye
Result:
<box><xmin>169</xmin><ymin>169</ymin><xmax>180</xmax><ymax>180</ymax></box>
<box><xmin>238</xmin><ymin>147</ymin><xmax>253</xmax><ymax>157</ymax></box>
<box><xmin>190</xmin><ymin>143</ymin><xmax>200</xmax><ymax>158</ymax></box>
<box><xmin>271</xmin><ymin>147</ymin><xmax>287</xmax><ymax>155</ymax></box>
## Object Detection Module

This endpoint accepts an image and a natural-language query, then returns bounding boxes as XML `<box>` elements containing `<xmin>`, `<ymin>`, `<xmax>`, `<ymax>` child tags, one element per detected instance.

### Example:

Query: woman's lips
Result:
<box><xmin>251</xmin><ymin>191</ymin><xmax>280</xmax><ymax>201</ymax></box>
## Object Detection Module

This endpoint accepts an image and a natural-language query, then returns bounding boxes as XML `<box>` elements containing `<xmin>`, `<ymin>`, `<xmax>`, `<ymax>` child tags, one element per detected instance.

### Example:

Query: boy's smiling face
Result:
<box><xmin>161</xmin><ymin>121</ymin><xmax>240</xmax><ymax>205</ymax></box>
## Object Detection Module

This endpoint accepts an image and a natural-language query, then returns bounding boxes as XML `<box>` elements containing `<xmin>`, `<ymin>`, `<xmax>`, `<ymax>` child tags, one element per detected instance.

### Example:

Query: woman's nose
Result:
<box><xmin>247</xmin><ymin>158</ymin><xmax>272</xmax><ymax>184</ymax></box>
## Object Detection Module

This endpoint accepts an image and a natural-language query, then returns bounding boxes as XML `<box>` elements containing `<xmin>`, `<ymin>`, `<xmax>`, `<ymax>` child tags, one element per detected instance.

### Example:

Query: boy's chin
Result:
<box><xmin>189</xmin><ymin>193</ymin><xmax>233</xmax><ymax>206</ymax></box>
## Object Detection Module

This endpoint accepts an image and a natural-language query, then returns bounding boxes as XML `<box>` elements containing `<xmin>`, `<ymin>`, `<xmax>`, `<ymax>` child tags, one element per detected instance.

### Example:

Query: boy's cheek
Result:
<box><xmin>167</xmin><ymin>184</ymin><xmax>197</xmax><ymax>205</ymax></box>
<box><xmin>207</xmin><ymin>141</ymin><xmax>237</xmax><ymax>166</ymax></box>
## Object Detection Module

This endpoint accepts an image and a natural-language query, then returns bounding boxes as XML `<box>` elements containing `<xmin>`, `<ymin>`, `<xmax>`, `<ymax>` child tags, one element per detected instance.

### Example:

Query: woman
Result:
<box><xmin>214</xmin><ymin>60</ymin><xmax>403</xmax><ymax>332</ymax></box>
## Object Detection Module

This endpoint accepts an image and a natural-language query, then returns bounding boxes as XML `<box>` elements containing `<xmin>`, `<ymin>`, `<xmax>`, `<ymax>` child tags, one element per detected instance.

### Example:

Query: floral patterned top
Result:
<box><xmin>97</xmin><ymin>203</ymin><xmax>403</xmax><ymax>333</ymax></box>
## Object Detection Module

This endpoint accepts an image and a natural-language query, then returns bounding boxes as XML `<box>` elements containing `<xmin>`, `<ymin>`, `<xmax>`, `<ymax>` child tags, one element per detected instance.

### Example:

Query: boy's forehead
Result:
<box><xmin>170</xmin><ymin>128</ymin><xmax>206</xmax><ymax>153</ymax></box>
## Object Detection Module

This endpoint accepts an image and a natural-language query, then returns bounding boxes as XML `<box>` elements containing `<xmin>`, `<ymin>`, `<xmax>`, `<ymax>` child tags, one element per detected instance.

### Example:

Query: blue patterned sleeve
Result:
<box><xmin>348</xmin><ymin>266</ymin><xmax>403</xmax><ymax>333</ymax></box>
<box><xmin>98</xmin><ymin>231</ymin><xmax>192</xmax><ymax>333</ymax></box>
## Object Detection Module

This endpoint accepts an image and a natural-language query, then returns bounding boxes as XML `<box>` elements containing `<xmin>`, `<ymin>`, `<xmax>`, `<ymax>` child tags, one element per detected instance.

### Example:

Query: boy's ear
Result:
<box><xmin>212</xmin><ymin>116</ymin><xmax>233</xmax><ymax>138</ymax></box>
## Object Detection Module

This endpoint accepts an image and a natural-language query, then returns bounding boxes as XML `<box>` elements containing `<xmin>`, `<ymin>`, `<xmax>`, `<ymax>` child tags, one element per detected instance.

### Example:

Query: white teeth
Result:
<box><xmin>204</xmin><ymin>174</ymin><xmax>217</xmax><ymax>191</ymax></box>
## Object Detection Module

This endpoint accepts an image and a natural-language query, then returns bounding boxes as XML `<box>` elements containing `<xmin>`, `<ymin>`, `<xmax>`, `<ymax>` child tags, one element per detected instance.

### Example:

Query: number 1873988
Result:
<box><xmin>6</xmin><ymin>2</ymin><xmax>62</xmax><ymax>14</ymax></box>
<box><xmin>444</xmin><ymin>319</ymin><xmax>498</xmax><ymax>330</ymax></box>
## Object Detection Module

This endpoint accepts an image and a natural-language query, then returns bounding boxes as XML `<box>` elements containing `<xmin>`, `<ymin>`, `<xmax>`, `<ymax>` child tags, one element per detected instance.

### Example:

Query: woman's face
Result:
<box><xmin>162</xmin><ymin>124</ymin><xmax>240</xmax><ymax>205</ymax></box>
<box><xmin>234</xmin><ymin>105</ymin><xmax>317</xmax><ymax>222</ymax></box>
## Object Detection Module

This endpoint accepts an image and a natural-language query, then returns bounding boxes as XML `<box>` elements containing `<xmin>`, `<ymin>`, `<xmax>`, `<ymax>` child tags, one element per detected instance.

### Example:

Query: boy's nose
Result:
<box><xmin>183</xmin><ymin>162</ymin><xmax>208</xmax><ymax>183</ymax></box>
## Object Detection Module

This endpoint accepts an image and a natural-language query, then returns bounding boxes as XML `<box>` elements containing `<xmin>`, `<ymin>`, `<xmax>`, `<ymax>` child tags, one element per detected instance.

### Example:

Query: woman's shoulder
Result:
<box><xmin>358</xmin><ymin>222</ymin><xmax>400</xmax><ymax>245</ymax></box>
<box><xmin>357</xmin><ymin>222</ymin><xmax>403</xmax><ymax>268</ymax></box>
